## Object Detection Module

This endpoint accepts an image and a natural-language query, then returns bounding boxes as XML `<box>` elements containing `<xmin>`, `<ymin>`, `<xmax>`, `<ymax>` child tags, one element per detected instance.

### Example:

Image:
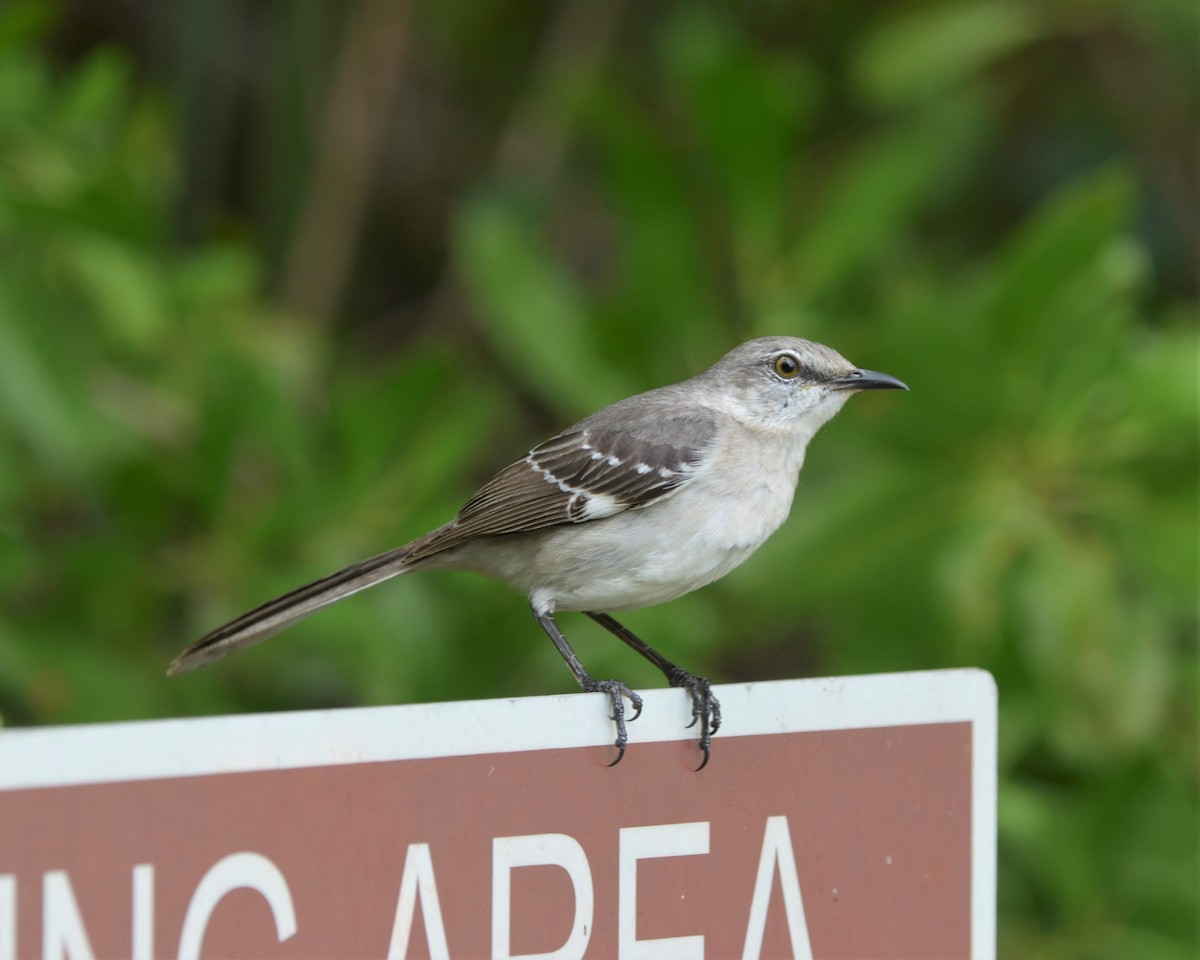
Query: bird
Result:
<box><xmin>169</xmin><ymin>336</ymin><xmax>907</xmax><ymax>768</ymax></box>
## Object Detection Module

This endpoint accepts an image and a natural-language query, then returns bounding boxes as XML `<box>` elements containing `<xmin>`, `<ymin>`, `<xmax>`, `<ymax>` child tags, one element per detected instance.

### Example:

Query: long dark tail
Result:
<box><xmin>168</xmin><ymin>544</ymin><xmax>417</xmax><ymax>675</ymax></box>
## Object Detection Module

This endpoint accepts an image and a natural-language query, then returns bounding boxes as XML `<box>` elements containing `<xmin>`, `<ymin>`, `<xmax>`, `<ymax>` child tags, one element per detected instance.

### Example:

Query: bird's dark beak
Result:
<box><xmin>832</xmin><ymin>368</ymin><xmax>909</xmax><ymax>391</ymax></box>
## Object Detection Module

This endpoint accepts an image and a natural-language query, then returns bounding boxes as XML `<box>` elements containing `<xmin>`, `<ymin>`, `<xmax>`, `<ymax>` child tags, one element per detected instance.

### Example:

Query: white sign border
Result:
<box><xmin>0</xmin><ymin>668</ymin><xmax>997</xmax><ymax>957</ymax></box>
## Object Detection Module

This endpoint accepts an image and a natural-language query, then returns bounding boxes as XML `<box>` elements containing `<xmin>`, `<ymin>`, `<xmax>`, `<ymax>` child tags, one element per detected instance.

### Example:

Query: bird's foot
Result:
<box><xmin>666</xmin><ymin>668</ymin><xmax>722</xmax><ymax>771</ymax></box>
<box><xmin>581</xmin><ymin>678</ymin><xmax>643</xmax><ymax>766</ymax></box>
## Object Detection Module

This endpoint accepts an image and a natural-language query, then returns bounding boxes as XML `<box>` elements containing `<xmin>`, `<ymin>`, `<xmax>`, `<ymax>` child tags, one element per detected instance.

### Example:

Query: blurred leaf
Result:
<box><xmin>584</xmin><ymin>84</ymin><xmax>724</xmax><ymax>366</ymax></box>
<box><xmin>456</xmin><ymin>192</ymin><xmax>629</xmax><ymax>415</ymax></box>
<box><xmin>856</xmin><ymin>0</ymin><xmax>1043</xmax><ymax>107</ymax></box>
<box><xmin>664</xmin><ymin>6</ymin><xmax>819</xmax><ymax>278</ymax></box>
<box><xmin>787</xmin><ymin>99</ymin><xmax>988</xmax><ymax>303</ymax></box>
<box><xmin>0</xmin><ymin>0</ymin><xmax>56</xmax><ymax>59</ymax></box>
<box><xmin>0</xmin><ymin>276</ymin><xmax>101</xmax><ymax>471</ymax></box>
<box><xmin>53</xmin><ymin>46</ymin><xmax>131</xmax><ymax>137</ymax></box>
<box><xmin>62</xmin><ymin>234</ymin><xmax>167</xmax><ymax>350</ymax></box>
<box><xmin>982</xmin><ymin>165</ymin><xmax>1135</xmax><ymax>353</ymax></box>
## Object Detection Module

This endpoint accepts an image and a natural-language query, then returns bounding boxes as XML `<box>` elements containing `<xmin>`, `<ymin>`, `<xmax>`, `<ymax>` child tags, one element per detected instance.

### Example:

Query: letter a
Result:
<box><xmin>741</xmin><ymin>816</ymin><xmax>812</xmax><ymax>960</ymax></box>
<box><xmin>388</xmin><ymin>843</ymin><xmax>449</xmax><ymax>960</ymax></box>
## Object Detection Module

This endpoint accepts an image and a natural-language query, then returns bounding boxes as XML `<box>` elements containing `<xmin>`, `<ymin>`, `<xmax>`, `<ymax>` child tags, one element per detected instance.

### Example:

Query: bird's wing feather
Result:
<box><xmin>407</xmin><ymin>412</ymin><xmax>717</xmax><ymax>561</ymax></box>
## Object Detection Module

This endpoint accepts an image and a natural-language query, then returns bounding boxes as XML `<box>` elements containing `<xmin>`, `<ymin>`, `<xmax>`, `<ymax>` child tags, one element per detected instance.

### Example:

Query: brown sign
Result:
<box><xmin>0</xmin><ymin>670</ymin><xmax>996</xmax><ymax>958</ymax></box>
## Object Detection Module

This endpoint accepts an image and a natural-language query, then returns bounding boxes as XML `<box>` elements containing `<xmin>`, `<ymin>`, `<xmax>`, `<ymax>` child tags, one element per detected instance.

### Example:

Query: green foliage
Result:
<box><xmin>0</xmin><ymin>1</ymin><xmax>1195</xmax><ymax>955</ymax></box>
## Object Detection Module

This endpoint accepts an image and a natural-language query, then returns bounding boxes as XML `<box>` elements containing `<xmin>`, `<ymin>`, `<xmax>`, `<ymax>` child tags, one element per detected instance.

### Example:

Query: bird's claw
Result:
<box><xmin>581</xmin><ymin>670</ymin><xmax>719</xmax><ymax>769</ymax></box>
<box><xmin>667</xmin><ymin>669</ymin><xmax>721</xmax><ymax>771</ymax></box>
<box><xmin>583</xmin><ymin>678</ymin><xmax>642</xmax><ymax>766</ymax></box>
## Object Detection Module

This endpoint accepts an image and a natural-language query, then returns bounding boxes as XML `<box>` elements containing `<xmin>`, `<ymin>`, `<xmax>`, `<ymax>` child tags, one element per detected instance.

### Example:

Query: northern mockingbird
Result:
<box><xmin>169</xmin><ymin>336</ymin><xmax>907</xmax><ymax>767</ymax></box>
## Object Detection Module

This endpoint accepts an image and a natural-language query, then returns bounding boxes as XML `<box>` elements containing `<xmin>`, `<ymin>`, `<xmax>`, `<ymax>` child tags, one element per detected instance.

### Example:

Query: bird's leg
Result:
<box><xmin>532</xmin><ymin>606</ymin><xmax>643</xmax><ymax>766</ymax></box>
<box><xmin>586</xmin><ymin>612</ymin><xmax>722</xmax><ymax>771</ymax></box>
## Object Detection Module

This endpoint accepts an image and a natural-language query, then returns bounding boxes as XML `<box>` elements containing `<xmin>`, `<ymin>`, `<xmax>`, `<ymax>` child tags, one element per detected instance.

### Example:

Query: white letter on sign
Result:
<box><xmin>741</xmin><ymin>816</ymin><xmax>812</xmax><ymax>960</ymax></box>
<box><xmin>492</xmin><ymin>833</ymin><xmax>592</xmax><ymax>959</ymax></box>
<box><xmin>387</xmin><ymin>843</ymin><xmax>449</xmax><ymax>960</ymax></box>
<box><xmin>0</xmin><ymin>875</ymin><xmax>14</xmax><ymax>960</ymax></box>
<box><xmin>132</xmin><ymin>864</ymin><xmax>154</xmax><ymax>960</ymax></box>
<box><xmin>43</xmin><ymin>871</ymin><xmax>95</xmax><ymax>960</ymax></box>
<box><xmin>618</xmin><ymin>821</ymin><xmax>709</xmax><ymax>959</ymax></box>
<box><xmin>177</xmin><ymin>852</ymin><xmax>297</xmax><ymax>960</ymax></box>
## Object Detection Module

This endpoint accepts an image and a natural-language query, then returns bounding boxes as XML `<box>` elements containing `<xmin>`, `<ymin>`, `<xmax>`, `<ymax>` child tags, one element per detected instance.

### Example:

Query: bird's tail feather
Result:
<box><xmin>167</xmin><ymin>544</ymin><xmax>417</xmax><ymax>675</ymax></box>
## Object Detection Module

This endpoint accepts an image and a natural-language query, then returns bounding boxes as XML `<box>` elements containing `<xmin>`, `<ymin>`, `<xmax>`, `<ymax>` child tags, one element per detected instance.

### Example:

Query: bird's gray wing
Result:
<box><xmin>407</xmin><ymin>412</ymin><xmax>717</xmax><ymax>562</ymax></box>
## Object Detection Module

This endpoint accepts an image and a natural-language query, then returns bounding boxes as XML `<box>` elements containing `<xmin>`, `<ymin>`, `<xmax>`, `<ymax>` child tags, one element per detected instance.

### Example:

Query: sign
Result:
<box><xmin>0</xmin><ymin>669</ymin><xmax>996</xmax><ymax>958</ymax></box>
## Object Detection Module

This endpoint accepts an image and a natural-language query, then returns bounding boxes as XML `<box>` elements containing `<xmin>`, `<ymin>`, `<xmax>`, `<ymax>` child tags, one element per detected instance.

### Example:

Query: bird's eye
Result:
<box><xmin>773</xmin><ymin>353</ymin><xmax>802</xmax><ymax>379</ymax></box>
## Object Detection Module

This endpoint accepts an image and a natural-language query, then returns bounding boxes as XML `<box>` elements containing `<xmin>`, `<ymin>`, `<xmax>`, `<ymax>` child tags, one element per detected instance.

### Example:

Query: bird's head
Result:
<box><xmin>705</xmin><ymin>336</ymin><xmax>908</xmax><ymax>434</ymax></box>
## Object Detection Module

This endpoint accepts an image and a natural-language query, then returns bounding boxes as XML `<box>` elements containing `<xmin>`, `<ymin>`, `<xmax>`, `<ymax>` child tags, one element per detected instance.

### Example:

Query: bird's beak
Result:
<box><xmin>832</xmin><ymin>368</ymin><xmax>909</xmax><ymax>391</ymax></box>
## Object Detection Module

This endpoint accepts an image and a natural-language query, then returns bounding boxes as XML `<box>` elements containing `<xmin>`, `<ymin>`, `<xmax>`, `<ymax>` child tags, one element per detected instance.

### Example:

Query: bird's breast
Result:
<box><xmin>524</xmin><ymin>436</ymin><xmax>805</xmax><ymax>612</ymax></box>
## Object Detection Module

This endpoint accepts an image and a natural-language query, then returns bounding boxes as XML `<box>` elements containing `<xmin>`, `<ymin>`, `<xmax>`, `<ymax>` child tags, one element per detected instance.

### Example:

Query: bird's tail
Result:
<box><xmin>167</xmin><ymin>543</ymin><xmax>418</xmax><ymax>676</ymax></box>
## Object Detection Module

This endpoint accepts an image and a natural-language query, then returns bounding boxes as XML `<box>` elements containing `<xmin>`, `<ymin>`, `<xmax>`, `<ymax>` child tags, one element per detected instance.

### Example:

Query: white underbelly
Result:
<box><xmin>533</xmin><ymin>519</ymin><xmax>761</xmax><ymax>612</ymax></box>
